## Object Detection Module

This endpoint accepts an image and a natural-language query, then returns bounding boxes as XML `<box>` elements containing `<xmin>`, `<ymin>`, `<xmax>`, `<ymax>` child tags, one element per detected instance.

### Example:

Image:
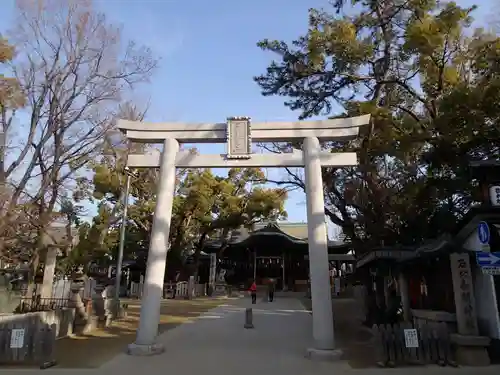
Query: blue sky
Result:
<box><xmin>0</xmin><ymin>0</ymin><xmax>492</xmax><ymax>238</ymax></box>
<box><xmin>94</xmin><ymin>0</ymin><xmax>338</xmax><ymax>229</ymax></box>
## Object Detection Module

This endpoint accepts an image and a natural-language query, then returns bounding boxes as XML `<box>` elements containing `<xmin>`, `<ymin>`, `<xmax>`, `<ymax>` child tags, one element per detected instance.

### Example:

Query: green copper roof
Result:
<box><xmin>254</xmin><ymin>222</ymin><xmax>308</xmax><ymax>240</ymax></box>
<box><xmin>203</xmin><ymin>222</ymin><xmax>350</xmax><ymax>253</ymax></box>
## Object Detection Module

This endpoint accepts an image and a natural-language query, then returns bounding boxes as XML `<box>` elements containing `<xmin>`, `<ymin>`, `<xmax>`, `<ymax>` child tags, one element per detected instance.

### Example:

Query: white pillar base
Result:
<box><xmin>306</xmin><ymin>348</ymin><xmax>343</xmax><ymax>362</ymax></box>
<box><xmin>127</xmin><ymin>342</ymin><xmax>165</xmax><ymax>356</ymax></box>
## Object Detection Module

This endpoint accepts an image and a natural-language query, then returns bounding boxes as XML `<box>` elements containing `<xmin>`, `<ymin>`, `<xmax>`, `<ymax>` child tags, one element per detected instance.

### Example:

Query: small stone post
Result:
<box><xmin>244</xmin><ymin>308</ymin><xmax>254</xmax><ymax>329</ymax></box>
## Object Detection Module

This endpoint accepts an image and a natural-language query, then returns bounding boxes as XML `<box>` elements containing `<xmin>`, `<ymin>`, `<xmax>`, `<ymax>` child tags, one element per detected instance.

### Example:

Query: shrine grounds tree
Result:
<box><xmin>0</xmin><ymin>0</ymin><xmax>156</xmax><ymax>283</ymax></box>
<box><xmin>0</xmin><ymin>37</ymin><xmax>26</xmax><ymax>264</ymax></box>
<box><xmin>73</xmin><ymin>156</ymin><xmax>288</xmax><ymax>278</ymax></box>
<box><xmin>255</xmin><ymin>0</ymin><xmax>500</xmax><ymax>251</ymax></box>
<box><xmin>173</xmin><ymin>168</ymin><xmax>288</xmax><ymax>279</ymax></box>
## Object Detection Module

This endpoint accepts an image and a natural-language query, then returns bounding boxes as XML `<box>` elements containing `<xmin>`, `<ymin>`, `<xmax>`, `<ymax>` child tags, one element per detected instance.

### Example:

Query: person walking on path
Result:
<box><xmin>249</xmin><ymin>280</ymin><xmax>257</xmax><ymax>304</ymax></box>
<box><xmin>267</xmin><ymin>278</ymin><xmax>275</xmax><ymax>302</ymax></box>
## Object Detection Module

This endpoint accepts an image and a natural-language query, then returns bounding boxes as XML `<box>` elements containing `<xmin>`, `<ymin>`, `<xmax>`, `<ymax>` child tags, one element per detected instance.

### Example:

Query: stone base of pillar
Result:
<box><xmin>127</xmin><ymin>342</ymin><xmax>165</xmax><ymax>356</ymax></box>
<box><xmin>305</xmin><ymin>348</ymin><xmax>343</xmax><ymax>362</ymax></box>
<box><xmin>75</xmin><ymin>317</ymin><xmax>97</xmax><ymax>335</ymax></box>
<box><xmin>111</xmin><ymin>300</ymin><xmax>127</xmax><ymax>320</ymax></box>
<box><xmin>455</xmin><ymin>346</ymin><xmax>490</xmax><ymax>366</ymax></box>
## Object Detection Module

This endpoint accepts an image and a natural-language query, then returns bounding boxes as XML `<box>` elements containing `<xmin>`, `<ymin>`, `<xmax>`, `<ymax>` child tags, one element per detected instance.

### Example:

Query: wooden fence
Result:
<box><xmin>372</xmin><ymin>321</ymin><xmax>457</xmax><ymax>367</ymax></box>
<box><xmin>0</xmin><ymin>321</ymin><xmax>57</xmax><ymax>369</ymax></box>
<box><xmin>130</xmin><ymin>281</ymin><xmax>207</xmax><ymax>299</ymax></box>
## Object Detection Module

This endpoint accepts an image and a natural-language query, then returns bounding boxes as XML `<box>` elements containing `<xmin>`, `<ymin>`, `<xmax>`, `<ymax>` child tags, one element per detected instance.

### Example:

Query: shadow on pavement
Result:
<box><xmin>53</xmin><ymin>298</ymin><xmax>227</xmax><ymax>368</ymax></box>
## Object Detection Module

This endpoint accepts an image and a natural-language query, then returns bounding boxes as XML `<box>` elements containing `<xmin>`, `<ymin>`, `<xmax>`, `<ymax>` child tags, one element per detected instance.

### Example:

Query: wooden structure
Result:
<box><xmin>372</xmin><ymin>321</ymin><xmax>456</xmax><ymax>367</ymax></box>
<box><xmin>355</xmin><ymin>205</ymin><xmax>500</xmax><ymax>366</ymax></box>
<box><xmin>201</xmin><ymin>222</ymin><xmax>355</xmax><ymax>292</ymax></box>
<box><xmin>354</xmin><ymin>245</ymin><xmax>416</xmax><ymax>326</ymax></box>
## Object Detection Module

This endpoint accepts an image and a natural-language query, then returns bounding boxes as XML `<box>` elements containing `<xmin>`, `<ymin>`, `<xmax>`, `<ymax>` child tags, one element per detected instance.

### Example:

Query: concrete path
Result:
<box><xmin>100</xmin><ymin>296</ymin><xmax>335</xmax><ymax>375</ymax></box>
<box><xmin>5</xmin><ymin>296</ymin><xmax>500</xmax><ymax>374</ymax></box>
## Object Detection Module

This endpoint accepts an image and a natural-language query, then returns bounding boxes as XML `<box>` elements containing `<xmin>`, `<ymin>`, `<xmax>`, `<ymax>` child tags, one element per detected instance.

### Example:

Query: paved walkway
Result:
<box><xmin>5</xmin><ymin>296</ymin><xmax>500</xmax><ymax>374</ymax></box>
<box><xmin>100</xmin><ymin>296</ymin><xmax>333</xmax><ymax>375</ymax></box>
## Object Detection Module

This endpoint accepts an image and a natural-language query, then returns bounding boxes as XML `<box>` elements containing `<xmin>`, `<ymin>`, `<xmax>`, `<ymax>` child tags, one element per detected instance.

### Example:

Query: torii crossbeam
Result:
<box><xmin>118</xmin><ymin>115</ymin><xmax>370</xmax><ymax>359</ymax></box>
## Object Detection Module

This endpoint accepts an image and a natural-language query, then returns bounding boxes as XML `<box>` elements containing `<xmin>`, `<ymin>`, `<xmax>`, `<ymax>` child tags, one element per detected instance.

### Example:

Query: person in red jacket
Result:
<box><xmin>249</xmin><ymin>280</ymin><xmax>257</xmax><ymax>304</ymax></box>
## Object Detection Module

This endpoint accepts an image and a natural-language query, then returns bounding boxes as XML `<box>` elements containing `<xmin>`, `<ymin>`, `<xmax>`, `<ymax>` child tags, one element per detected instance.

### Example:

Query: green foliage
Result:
<box><xmin>255</xmin><ymin>1</ymin><xmax>500</xmax><ymax>249</ymax></box>
<box><xmin>69</xmin><ymin>148</ymin><xmax>288</xmax><ymax>274</ymax></box>
<box><xmin>178</xmin><ymin>168</ymin><xmax>287</xmax><ymax>233</ymax></box>
<box><xmin>0</xmin><ymin>37</ymin><xmax>24</xmax><ymax>110</ymax></box>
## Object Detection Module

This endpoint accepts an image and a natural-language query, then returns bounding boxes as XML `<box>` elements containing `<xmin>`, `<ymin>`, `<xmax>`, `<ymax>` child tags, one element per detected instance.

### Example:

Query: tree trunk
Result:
<box><xmin>215</xmin><ymin>228</ymin><xmax>231</xmax><ymax>277</ymax></box>
<box><xmin>26</xmin><ymin>248</ymin><xmax>41</xmax><ymax>301</ymax></box>
<box><xmin>192</xmin><ymin>232</ymin><xmax>208</xmax><ymax>282</ymax></box>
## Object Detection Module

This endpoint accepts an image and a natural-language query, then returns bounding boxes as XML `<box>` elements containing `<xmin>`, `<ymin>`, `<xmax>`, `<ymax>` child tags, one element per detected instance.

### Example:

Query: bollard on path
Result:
<box><xmin>244</xmin><ymin>307</ymin><xmax>254</xmax><ymax>329</ymax></box>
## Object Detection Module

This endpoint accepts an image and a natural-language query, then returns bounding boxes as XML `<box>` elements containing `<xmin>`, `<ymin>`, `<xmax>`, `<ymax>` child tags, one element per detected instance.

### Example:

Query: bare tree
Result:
<box><xmin>0</xmin><ymin>0</ymin><xmax>157</xmax><ymax>284</ymax></box>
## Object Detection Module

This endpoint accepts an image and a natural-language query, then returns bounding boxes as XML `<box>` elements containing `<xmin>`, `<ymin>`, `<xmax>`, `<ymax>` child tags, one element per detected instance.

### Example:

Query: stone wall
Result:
<box><xmin>0</xmin><ymin>308</ymin><xmax>76</xmax><ymax>339</ymax></box>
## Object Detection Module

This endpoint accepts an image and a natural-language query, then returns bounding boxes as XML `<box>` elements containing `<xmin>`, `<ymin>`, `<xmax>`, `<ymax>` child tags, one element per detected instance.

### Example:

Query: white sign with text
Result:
<box><xmin>404</xmin><ymin>329</ymin><xmax>419</xmax><ymax>348</ymax></box>
<box><xmin>10</xmin><ymin>329</ymin><xmax>25</xmax><ymax>348</ymax></box>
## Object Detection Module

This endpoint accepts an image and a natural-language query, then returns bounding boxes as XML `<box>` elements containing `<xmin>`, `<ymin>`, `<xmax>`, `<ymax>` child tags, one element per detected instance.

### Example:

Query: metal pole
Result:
<box><xmin>282</xmin><ymin>251</ymin><xmax>286</xmax><ymax>291</ymax></box>
<box><xmin>114</xmin><ymin>172</ymin><xmax>131</xmax><ymax>315</ymax></box>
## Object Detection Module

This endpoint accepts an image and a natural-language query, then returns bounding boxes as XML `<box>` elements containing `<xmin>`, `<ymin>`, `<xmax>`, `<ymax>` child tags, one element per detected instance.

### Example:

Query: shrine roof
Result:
<box><xmin>452</xmin><ymin>206</ymin><xmax>500</xmax><ymax>244</ymax></box>
<box><xmin>355</xmin><ymin>246</ymin><xmax>417</xmax><ymax>268</ymax></box>
<box><xmin>254</xmin><ymin>221</ymin><xmax>315</xmax><ymax>240</ymax></box>
<box><xmin>356</xmin><ymin>206</ymin><xmax>500</xmax><ymax>268</ymax></box>
<box><xmin>203</xmin><ymin>222</ymin><xmax>350</xmax><ymax>254</ymax></box>
<box><xmin>469</xmin><ymin>160</ymin><xmax>500</xmax><ymax>181</ymax></box>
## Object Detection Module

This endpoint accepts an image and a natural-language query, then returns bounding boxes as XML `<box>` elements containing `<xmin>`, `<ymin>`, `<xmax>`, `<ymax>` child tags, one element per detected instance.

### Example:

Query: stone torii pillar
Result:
<box><xmin>119</xmin><ymin>115</ymin><xmax>370</xmax><ymax>357</ymax></box>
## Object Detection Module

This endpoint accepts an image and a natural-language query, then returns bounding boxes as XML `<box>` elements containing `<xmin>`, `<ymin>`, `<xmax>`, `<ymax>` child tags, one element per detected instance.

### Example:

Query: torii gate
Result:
<box><xmin>119</xmin><ymin>114</ymin><xmax>370</xmax><ymax>358</ymax></box>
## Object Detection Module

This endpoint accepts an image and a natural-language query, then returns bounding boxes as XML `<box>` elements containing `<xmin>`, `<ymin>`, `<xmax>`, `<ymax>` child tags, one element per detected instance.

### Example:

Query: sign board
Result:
<box><xmin>476</xmin><ymin>251</ymin><xmax>500</xmax><ymax>267</ymax></box>
<box><xmin>478</xmin><ymin>221</ymin><xmax>490</xmax><ymax>245</ymax></box>
<box><xmin>226</xmin><ymin>117</ymin><xmax>252</xmax><ymax>159</ymax></box>
<box><xmin>404</xmin><ymin>329</ymin><xmax>419</xmax><ymax>348</ymax></box>
<box><xmin>481</xmin><ymin>267</ymin><xmax>500</xmax><ymax>276</ymax></box>
<box><xmin>10</xmin><ymin>328</ymin><xmax>25</xmax><ymax>348</ymax></box>
<box><xmin>450</xmin><ymin>253</ymin><xmax>479</xmax><ymax>335</ymax></box>
<box><xmin>490</xmin><ymin>185</ymin><xmax>500</xmax><ymax>207</ymax></box>
<box><xmin>476</xmin><ymin>251</ymin><xmax>500</xmax><ymax>275</ymax></box>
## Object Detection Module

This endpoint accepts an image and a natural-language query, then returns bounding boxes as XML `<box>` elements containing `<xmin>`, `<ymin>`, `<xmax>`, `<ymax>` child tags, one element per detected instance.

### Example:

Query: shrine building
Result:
<box><xmin>201</xmin><ymin>222</ymin><xmax>355</xmax><ymax>291</ymax></box>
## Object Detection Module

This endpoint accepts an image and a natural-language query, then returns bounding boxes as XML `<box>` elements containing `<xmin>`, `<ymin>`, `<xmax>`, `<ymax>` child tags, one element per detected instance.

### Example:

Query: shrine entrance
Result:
<box><xmin>118</xmin><ymin>114</ymin><xmax>369</xmax><ymax>357</ymax></box>
<box><xmin>255</xmin><ymin>256</ymin><xmax>281</xmax><ymax>281</ymax></box>
<box><xmin>202</xmin><ymin>222</ymin><xmax>352</xmax><ymax>292</ymax></box>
